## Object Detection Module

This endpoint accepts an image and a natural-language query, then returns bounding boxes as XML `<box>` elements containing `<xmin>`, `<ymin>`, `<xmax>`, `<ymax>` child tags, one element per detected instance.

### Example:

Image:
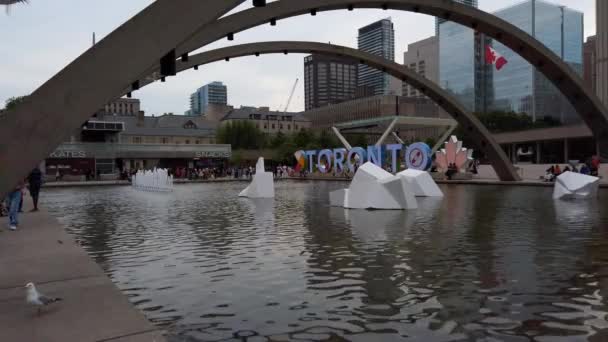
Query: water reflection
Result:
<box><xmin>41</xmin><ymin>182</ymin><xmax>608</xmax><ymax>341</ymax></box>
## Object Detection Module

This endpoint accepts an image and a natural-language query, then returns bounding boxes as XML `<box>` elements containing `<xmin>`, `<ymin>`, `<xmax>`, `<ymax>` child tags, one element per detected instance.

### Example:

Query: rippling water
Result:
<box><xmin>41</xmin><ymin>181</ymin><xmax>608</xmax><ymax>341</ymax></box>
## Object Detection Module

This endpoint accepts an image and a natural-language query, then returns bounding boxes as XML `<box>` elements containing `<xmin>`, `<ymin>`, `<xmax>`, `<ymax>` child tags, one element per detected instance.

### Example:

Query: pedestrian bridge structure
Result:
<box><xmin>1</xmin><ymin>0</ymin><xmax>606</xmax><ymax>194</ymax></box>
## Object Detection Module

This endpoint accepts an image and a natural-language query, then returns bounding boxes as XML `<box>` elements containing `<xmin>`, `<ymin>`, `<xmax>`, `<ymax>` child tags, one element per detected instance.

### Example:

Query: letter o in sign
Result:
<box><xmin>317</xmin><ymin>149</ymin><xmax>333</xmax><ymax>174</ymax></box>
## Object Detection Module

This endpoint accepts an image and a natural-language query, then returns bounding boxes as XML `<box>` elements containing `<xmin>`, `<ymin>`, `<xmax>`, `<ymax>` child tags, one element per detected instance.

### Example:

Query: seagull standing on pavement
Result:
<box><xmin>25</xmin><ymin>282</ymin><xmax>62</xmax><ymax>315</ymax></box>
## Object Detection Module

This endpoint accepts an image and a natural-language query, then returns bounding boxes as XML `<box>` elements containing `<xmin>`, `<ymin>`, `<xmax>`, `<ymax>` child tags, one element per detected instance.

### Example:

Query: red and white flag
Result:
<box><xmin>485</xmin><ymin>45</ymin><xmax>508</xmax><ymax>71</ymax></box>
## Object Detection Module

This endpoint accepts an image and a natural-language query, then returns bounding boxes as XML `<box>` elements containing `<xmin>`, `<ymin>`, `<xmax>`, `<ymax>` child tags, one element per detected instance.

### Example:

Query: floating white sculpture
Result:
<box><xmin>239</xmin><ymin>157</ymin><xmax>275</xmax><ymax>198</ymax></box>
<box><xmin>397</xmin><ymin>169</ymin><xmax>444</xmax><ymax>197</ymax></box>
<box><xmin>330</xmin><ymin>162</ymin><xmax>418</xmax><ymax>210</ymax></box>
<box><xmin>132</xmin><ymin>168</ymin><xmax>173</xmax><ymax>192</ymax></box>
<box><xmin>553</xmin><ymin>171</ymin><xmax>600</xmax><ymax>200</ymax></box>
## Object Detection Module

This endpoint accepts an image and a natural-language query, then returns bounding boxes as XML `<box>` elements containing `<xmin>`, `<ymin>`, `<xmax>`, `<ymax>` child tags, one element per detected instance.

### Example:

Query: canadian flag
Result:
<box><xmin>485</xmin><ymin>45</ymin><xmax>508</xmax><ymax>71</ymax></box>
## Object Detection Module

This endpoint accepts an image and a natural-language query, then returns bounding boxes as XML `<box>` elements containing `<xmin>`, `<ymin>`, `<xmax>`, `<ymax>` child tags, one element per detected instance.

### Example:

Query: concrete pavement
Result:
<box><xmin>0</xmin><ymin>197</ymin><xmax>165</xmax><ymax>342</ymax></box>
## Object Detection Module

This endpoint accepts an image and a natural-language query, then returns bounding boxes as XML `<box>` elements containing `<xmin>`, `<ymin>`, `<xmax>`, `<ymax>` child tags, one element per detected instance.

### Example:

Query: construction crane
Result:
<box><xmin>282</xmin><ymin>78</ymin><xmax>299</xmax><ymax>114</ymax></box>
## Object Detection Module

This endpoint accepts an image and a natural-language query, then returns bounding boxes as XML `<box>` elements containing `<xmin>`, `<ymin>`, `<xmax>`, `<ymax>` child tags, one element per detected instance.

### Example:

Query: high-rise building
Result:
<box><xmin>358</xmin><ymin>18</ymin><xmax>395</xmax><ymax>96</ymax></box>
<box><xmin>402</xmin><ymin>36</ymin><xmax>439</xmax><ymax>98</ymax></box>
<box><xmin>487</xmin><ymin>1</ymin><xmax>583</xmax><ymax>124</ymax></box>
<box><xmin>304</xmin><ymin>54</ymin><xmax>358</xmax><ymax>110</ymax></box>
<box><xmin>435</xmin><ymin>0</ymin><xmax>479</xmax><ymax>35</ymax></box>
<box><xmin>598</xmin><ymin>0</ymin><xmax>608</xmax><ymax>107</ymax></box>
<box><xmin>188</xmin><ymin>82</ymin><xmax>227</xmax><ymax>116</ymax></box>
<box><xmin>584</xmin><ymin>36</ymin><xmax>597</xmax><ymax>93</ymax></box>
<box><xmin>438</xmin><ymin>0</ymin><xmax>488</xmax><ymax>112</ymax></box>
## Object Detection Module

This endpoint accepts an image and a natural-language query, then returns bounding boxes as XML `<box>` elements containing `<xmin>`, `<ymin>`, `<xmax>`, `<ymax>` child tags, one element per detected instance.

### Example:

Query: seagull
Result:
<box><xmin>25</xmin><ymin>282</ymin><xmax>62</xmax><ymax>315</ymax></box>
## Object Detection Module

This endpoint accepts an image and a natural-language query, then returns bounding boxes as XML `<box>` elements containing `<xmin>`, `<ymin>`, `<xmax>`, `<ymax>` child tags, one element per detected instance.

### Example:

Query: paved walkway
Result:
<box><xmin>0</xmin><ymin>197</ymin><xmax>165</xmax><ymax>342</ymax></box>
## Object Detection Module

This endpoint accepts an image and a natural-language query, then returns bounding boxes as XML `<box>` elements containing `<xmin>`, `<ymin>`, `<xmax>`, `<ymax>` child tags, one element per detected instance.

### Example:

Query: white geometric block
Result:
<box><xmin>239</xmin><ymin>157</ymin><xmax>275</xmax><ymax>198</ymax></box>
<box><xmin>397</xmin><ymin>169</ymin><xmax>444</xmax><ymax>197</ymax></box>
<box><xmin>329</xmin><ymin>189</ymin><xmax>349</xmax><ymax>207</ymax></box>
<box><xmin>553</xmin><ymin>171</ymin><xmax>599</xmax><ymax>200</ymax></box>
<box><xmin>331</xmin><ymin>162</ymin><xmax>418</xmax><ymax>210</ymax></box>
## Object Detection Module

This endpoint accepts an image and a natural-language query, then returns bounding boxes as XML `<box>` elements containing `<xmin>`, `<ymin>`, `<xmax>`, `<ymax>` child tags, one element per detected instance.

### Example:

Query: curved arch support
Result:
<box><xmin>149</xmin><ymin>0</ymin><xmax>608</xmax><ymax>159</ymax></box>
<box><xmin>140</xmin><ymin>41</ymin><xmax>520</xmax><ymax>181</ymax></box>
<box><xmin>0</xmin><ymin>0</ymin><xmax>245</xmax><ymax>195</ymax></box>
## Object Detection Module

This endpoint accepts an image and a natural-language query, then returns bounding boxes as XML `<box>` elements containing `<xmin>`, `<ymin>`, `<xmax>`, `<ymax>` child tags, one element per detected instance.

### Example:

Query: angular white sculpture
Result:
<box><xmin>553</xmin><ymin>171</ymin><xmax>600</xmax><ymax>200</ymax></box>
<box><xmin>397</xmin><ymin>169</ymin><xmax>444</xmax><ymax>197</ymax></box>
<box><xmin>330</xmin><ymin>162</ymin><xmax>417</xmax><ymax>210</ymax></box>
<box><xmin>132</xmin><ymin>168</ymin><xmax>173</xmax><ymax>192</ymax></box>
<box><xmin>239</xmin><ymin>157</ymin><xmax>275</xmax><ymax>198</ymax></box>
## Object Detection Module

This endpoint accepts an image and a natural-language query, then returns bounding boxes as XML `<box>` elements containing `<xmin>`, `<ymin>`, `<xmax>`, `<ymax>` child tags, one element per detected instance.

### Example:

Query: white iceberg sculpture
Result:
<box><xmin>330</xmin><ymin>162</ymin><xmax>417</xmax><ymax>210</ymax></box>
<box><xmin>553</xmin><ymin>171</ymin><xmax>599</xmax><ymax>200</ymax></box>
<box><xmin>132</xmin><ymin>168</ymin><xmax>173</xmax><ymax>192</ymax></box>
<box><xmin>239</xmin><ymin>157</ymin><xmax>275</xmax><ymax>198</ymax></box>
<box><xmin>397</xmin><ymin>169</ymin><xmax>444</xmax><ymax>197</ymax></box>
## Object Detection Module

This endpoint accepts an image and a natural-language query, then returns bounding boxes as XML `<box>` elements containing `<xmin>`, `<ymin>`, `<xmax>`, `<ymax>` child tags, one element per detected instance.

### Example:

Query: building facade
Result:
<box><xmin>584</xmin><ymin>36</ymin><xmax>597</xmax><ymax>93</ymax></box>
<box><xmin>358</xmin><ymin>18</ymin><xmax>396</xmax><ymax>96</ymax></box>
<box><xmin>598</xmin><ymin>0</ymin><xmax>608</xmax><ymax>107</ymax></box>
<box><xmin>402</xmin><ymin>36</ymin><xmax>439</xmax><ymax>98</ymax></box>
<box><xmin>46</xmin><ymin>109</ymin><xmax>230</xmax><ymax>180</ymax></box>
<box><xmin>435</xmin><ymin>0</ymin><xmax>479</xmax><ymax>35</ymax></box>
<box><xmin>438</xmin><ymin>0</ymin><xmax>489</xmax><ymax>112</ymax></box>
<box><xmin>100</xmin><ymin>98</ymin><xmax>140</xmax><ymax>116</ymax></box>
<box><xmin>220</xmin><ymin>106</ymin><xmax>311</xmax><ymax>135</ymax></box>
<box><xmin>487</xmin><ymin>1</ymin><xmax>583</xmax><ymax>124</ymax></box>
<box><xmin>304</xmin><ymin>54</ymin><xmax>358</xmax><ymax>110</ymax></box>
<box><xmin>188</xmin><ymin>81</ymin><xmax>228</xmax><ymax>116</ymax></box>
<box><xmin>303</xmin><ymin>95</ymin><xmax>449</xmax><ymax>142</ymax></box>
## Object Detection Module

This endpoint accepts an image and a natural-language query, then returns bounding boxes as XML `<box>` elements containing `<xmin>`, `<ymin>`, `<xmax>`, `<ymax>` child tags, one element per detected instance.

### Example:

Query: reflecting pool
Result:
<box><xmin>42</xmin><ymin>182</ymin><xmax>608</xmax><ymax>341</ymax></box>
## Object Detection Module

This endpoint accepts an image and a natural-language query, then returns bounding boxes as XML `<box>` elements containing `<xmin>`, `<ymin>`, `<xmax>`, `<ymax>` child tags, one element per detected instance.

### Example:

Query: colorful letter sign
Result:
<box><xmin>296</xmin><ymin>141</ymin><xmax>433</xmax><ymax>174</ymax></box>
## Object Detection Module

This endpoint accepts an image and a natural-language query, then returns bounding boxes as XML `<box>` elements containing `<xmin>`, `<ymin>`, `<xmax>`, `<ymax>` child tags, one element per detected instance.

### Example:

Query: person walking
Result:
<box><xmin>7</xmin><ymin>180</ymin><xmax>25</xmax><ymax>231</ymax></box>
<box><xmin>28</xmin><ymin>167</ymin><xmax>43</xmax><ymax>212</ymax></box>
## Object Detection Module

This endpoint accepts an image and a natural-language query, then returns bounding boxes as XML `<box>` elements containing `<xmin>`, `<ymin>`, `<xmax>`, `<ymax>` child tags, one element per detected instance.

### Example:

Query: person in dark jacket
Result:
<box><xmin>27</xmin><ymin>167</ymin><xmax>43</xmax><ymax>212</ymax></box>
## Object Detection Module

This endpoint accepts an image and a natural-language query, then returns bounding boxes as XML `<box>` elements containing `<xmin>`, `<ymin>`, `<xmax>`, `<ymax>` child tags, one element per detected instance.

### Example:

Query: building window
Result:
<box><xmin>295</xmin><ymin>124</ymin><xmax>298</xmax><ymax>130</ymax></box>
<box><xmin>256</xmin><ymin>124</ymin><xmax>260</xmax><ymax>129</ymax></box>
<box><xmin>133</xmin><ymin>137</ymin><xmax>142</xmax><ymax>144</ymax></box>
<box><xmin>264</xmin><ymin>124</ymin><xmax>267</xmax><ymax>129</ymax></box>
<box><xmin>279</xmin><ymin>124</ymin><xmax>283</xmax><ymax>129</ymax></box>
<box><xmin>287</xmin><ymin>124</ymin><xmax>291</xmax><ymax>130</ymax></box>
<box><xmin>185</xmin><ymin>140</ymin><xmax>190</xmax><ymax>144</ymax></box>
<box><xmin>161</xmin><ymin>138</ymin><xmax>169</xmax><ymax>144</ymax></box>
<box><xmin>272</xmin><ymin>124</ymin><xmax>275</xmax><ymax>129</ymax></box>
<box><xmin>195</xmin><ymin>140</ymin><xmax>200</xmax><ymax>144</ymax></box>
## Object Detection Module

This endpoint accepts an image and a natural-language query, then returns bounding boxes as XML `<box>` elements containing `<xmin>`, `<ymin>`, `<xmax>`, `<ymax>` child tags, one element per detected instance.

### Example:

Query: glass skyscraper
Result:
<box><xmin>357</xmin><ymin>18</ymin><xmax>395</xmax><ymax>96</ymax></box>
<box><xmin>488</xmin><ymin>0</ymin><xmax>583</xmax><ymax>123</ymax></box>
<box><xmin>435</xmin><ymin>0</ymin><xmax>479</xmax><ymax>35</ymax></box>
<box><xmin>438</xmin><ymin>0</ymin><xmax>488</xmax><ymax>112</ymax></box>
<box><xmin>188</xmin><ymin>81</ymin><xmax>228</xmax><ymax>116</ymax></box>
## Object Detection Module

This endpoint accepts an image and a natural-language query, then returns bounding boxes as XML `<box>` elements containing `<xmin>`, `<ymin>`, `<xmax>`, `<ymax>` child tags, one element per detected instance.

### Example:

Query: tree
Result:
<box><xmin>216</xmin><ymin>121</ymin><xmax>266</xmax><ymax>150</ymax></box>
<box><xmin>1</xmin><ymin>95</ymin><xmax>27</xmax><ymax>112</ymax></box>
<box><xmin>316</xmin><ymin>129</ymin><xmax>340</xmax><ymax>149</ymax></box>
<box><xmin>271</xmin><ymin>131</ymin><xmax>287</xmax><ymax>148</ymax></box>
<box><xmin>292</xmin><ymin>129</ymin><xmax>315</xmax><ymax>148</ymax></box>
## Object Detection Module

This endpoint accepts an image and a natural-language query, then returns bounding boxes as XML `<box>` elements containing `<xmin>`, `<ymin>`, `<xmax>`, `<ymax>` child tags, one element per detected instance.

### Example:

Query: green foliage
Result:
<box><xmin>474</xmin><ymin>111</ymin><xmax>560</xmax><ymax>133</ymax></box>
<box><xmin>348</xmin><ymin>134</ymin><xmax>369</xmax><ymax>148</ymax></box>
<box><xmin>1</xmin><ymin>95</ymin><xmax>27</xmax><ymax>113</ymax></box>
<box><xmin>271</xmin><ymin>131</ymin><xmax>287</xmax><ymax>148</ymax></box>
<box><xmin>217</xmin><ymin>121</ymin><xmax>266</xmax><ymax>150</ymax></box>
<box><xmin>454</xmin><ymin>110</ymin><xmax>561</xmax><ymax>141</ymax></box>
<box><xmin>231</xmin><ymin>150</ymin><xmax>243</xmax><ymax>165</ymax></box>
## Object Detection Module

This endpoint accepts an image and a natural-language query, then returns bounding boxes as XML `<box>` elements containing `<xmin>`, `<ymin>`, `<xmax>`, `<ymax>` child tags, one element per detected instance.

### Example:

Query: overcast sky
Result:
<box><xmin>0</xmin><ymin>0</ymin><xmax>596</xmax><ymax>114</ymax></box>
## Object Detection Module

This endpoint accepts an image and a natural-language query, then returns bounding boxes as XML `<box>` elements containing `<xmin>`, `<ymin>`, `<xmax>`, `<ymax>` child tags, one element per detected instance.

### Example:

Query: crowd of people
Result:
<box><xmin>543</xmin><ymin>156</ymin><xmax>601</xmax><ymax>182</ymax></box>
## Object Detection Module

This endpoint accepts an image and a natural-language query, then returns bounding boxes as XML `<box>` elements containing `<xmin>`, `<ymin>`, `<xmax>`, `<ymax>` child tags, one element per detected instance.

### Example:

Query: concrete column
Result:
<box><xmin>512</xmin><ymin>143</ymin><xmax>517</xmax><ymax>164</ymax></box>
<box><xmin>536</xmin><ymin>141</ymin><xmax>541</xmax><ymax>164</ymax></box>
<box><xmin>564</xmin><ymin>138</ymin><xmax>569</xmax><ymax>163</ymax></box>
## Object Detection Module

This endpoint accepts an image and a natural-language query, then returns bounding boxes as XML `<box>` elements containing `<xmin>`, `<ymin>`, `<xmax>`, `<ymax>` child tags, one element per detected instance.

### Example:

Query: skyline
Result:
<box><xmin>0</xmin><ymin>0</ymin><xmax>596</xmax><ymax>115</ymax></box>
